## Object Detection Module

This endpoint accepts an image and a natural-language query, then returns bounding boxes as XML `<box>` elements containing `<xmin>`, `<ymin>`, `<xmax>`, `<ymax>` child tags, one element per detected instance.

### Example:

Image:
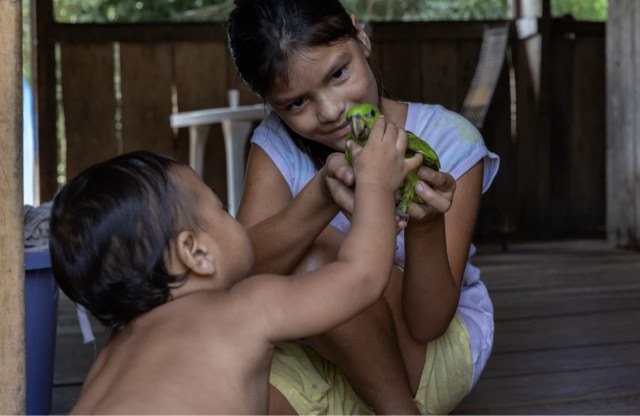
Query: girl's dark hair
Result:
<box><xmin>49</xmin><ymin>151</ymin><xmax>190</xmax><ymax>330</ymax></box>
<box><xmin>227</xmin><ymin>0</ymin><xmax>367</xmax><ymax>169</ymax></box>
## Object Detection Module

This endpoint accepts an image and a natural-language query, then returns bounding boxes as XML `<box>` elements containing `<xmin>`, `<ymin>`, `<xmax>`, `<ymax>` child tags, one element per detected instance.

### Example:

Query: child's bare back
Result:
<box><xmin>72</xmin><ymin>292</ymin><xmax>275</xmax><ymax>414</ymax></box>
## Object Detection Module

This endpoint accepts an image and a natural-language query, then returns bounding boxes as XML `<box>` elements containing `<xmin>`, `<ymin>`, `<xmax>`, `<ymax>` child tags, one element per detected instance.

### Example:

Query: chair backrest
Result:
<box><xmin>460</xmin><ymin>24</ymin><xmax>510</xmax><ymax>129</ymax></box>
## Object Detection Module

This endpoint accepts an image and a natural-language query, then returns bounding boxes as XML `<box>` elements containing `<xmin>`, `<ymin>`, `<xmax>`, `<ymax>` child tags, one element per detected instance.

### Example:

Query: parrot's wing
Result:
<box><xmin>407</xmin><ymin>132</ymin><xmax>441</xmax><ymax>171</ymax></box>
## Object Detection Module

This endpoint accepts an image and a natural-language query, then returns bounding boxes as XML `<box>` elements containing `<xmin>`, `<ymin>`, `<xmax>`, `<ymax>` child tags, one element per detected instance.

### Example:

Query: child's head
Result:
<box><xmin>227</xmin><ymin>0</ymin><xmax>381</xmax><ymax>167</ymax></box>
<box><xmin>228</xmin><ymin>0</ymin><xmax>359</xmax><ymax>99</ymax></box>
<box><xmin>49</xmin><ymin>151</ymin><xmax>252</xmax><ymax>330</ymax></box>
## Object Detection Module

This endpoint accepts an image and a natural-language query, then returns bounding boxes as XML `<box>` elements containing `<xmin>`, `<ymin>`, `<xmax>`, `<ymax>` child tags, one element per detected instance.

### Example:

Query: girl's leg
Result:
<box><xmin>383</xmin><ymin>266</ymin><xmax>429</xmax><ymax>392</ymax></box>
<box><xmin>305</xmin><ymin>298</ymin><xmax>419</xmax><ymax>414</ymax></box>
<box><xmin>268</xmin><ymin>385</ymin><xmax>297</xmax><ymax>415</ymax></box>
<box><xmin>295</xmin><ymin>226</ymin><xmax>420</xmax><ymax>415</ymax></box>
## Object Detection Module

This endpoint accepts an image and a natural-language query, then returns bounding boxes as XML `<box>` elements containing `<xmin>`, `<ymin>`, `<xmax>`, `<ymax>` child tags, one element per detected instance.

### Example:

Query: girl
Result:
<box><xmin>227</xmin><ymin>0</ymin><xmax>500</xmax><ymax>414</ymax></box>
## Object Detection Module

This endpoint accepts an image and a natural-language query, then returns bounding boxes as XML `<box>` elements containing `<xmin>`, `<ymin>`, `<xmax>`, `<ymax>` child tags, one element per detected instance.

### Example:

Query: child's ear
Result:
<box><xmin>175</xmin><ymin>230</ymin><xmax>216</xmax><ymax>276</ymax></box>
<box><xmin>350</xmin><ymin>13</ymin><xmax>371</xmax><ymax>56</ymax></box>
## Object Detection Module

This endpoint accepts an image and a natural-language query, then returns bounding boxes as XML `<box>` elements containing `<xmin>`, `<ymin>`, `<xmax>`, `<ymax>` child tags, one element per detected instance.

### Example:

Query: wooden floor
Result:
<box><xmin>50</xmin><ymin>239</ymin><xmax>640</xmax><ymax>414</ymax></box>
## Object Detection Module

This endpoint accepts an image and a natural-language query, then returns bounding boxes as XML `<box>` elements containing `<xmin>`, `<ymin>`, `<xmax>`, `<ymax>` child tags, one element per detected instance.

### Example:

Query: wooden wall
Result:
<box><xmin>34</xmin><ymin>15</ymin><xmax>606</xmax><ymax>241</ymax></box>
<box><xmin>607</xmin><ymin>0</ymin><xmax>640</xmax><ymax>250</ymax></box>
<box><xmin>0</xmin><ymin>0</ymin><xmax>26</xmax><ymax>413</ymax></box>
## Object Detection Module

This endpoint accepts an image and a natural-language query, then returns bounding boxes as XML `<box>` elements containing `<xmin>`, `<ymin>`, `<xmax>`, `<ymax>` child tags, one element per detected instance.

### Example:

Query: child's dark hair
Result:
<box><xmin>49</xmin><ymin>151</ymin><xmax>191</xmax><ymax>330</ymax></box>
<box><xmin>227</xmin><ymin>0</ymin><xmax>366</xmax><ymax>169</ymax></box>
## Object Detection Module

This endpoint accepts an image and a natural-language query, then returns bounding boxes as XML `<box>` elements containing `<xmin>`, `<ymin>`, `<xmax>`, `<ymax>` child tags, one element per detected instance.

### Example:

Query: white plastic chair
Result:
<box><xmin>169</xmin><ymin>90</ymin><xmax>268</xmax><ymax>217</ymax></box>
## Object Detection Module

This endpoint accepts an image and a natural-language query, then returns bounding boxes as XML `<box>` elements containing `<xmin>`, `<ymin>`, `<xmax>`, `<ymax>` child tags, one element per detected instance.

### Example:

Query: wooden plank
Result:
<box><xmin>456</xmin><ymin>40</ymin><xmax>482</xmax><ymax>111</ymax></box>
<box><xmin>119</xmin><ymin>43</ymin><xmax>174</xmax><ymax>155</ymax></box>
<box><xmin>606</xmin><ymin>0</ymin><xmax>640</xmax><ymax>248</ymax></box>
<box><xmin>455</xmin><ymin>392</ymin><xmax>640</xmax><ymax>415</ymax></box>
<box><xmin>482</xmin><ymin>342</ymin><xmax>640</xmax><ymax>378</ymax></box>
<box><xmin>51</xmin><ymin>385</ymin><xmax>83</xmax><ymax>415</ymax></box>
<box><xmin>60</xmin><ymin>43</ymin><xmax>117</xmax><ymax>180</ymax></box>
<box><xmin>491</xmin><ymin>290</ymin><xmax>640</xmax><ymax>321</ymax></box>
<box><xmin>0</xmin><ymin>1</ymin><xmax>25</xmax><ymax>413</ymax></box>
<box><xmin>455</xmin><ymin>365</ymin><xmax>640</xmax><ymax>412</ymax></box>
<box><xmin>370</xmin><ymin>21</ymin><xmax>496</xmax><ymax>41</ymax></box>
<box><xmin>375</xmin><ymin>40</ymin><xmax>423</xmax><ymax>102</ymax></box>
<box><xmin>33</xmin><ymin>0</ymin><xmax>58</xmax><ymax>201</ymax></box>
<box><xmin>548</xmin><ymin>35</ymin><xmax>573</xmax><ymax>228</ymax></box>
<box><xmin>419</xmin><ymin>41</ymin><xmax>458</xmax><ymax>110</ymax></box>
<box><xmin>567</xmin><ymin>36</ymin><xmax>605</xmax><ymax>232</ymax></box>
<box><xmin>50</xmin><ymin>22</ymin><xmax>227</xmax><ymax>43</ymax></box>
<box><xmin>551</xmin><ymin>20</ymin><xmax>605</xmax><ymax>36</ymax></box>
<box><xmin>483</xmin><ymin>260</ymin><xmax>640</xmax><ymax>291</ymax></box>
<box><xmin>493</xmin><ymin>309</ymin><xmax>640</xmax><ymax>353</ymax></box>
<box><xmin>173</xmin><ymin>42</ymin><xmax>229</xmax><ymax>201</ymax></box>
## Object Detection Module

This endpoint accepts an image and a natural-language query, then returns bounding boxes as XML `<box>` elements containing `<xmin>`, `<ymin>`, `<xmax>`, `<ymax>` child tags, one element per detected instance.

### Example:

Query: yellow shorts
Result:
<box><xmin>270</xmin><ymin>314</ymin><xmax>472</xmax><ymax>415</ymax></box>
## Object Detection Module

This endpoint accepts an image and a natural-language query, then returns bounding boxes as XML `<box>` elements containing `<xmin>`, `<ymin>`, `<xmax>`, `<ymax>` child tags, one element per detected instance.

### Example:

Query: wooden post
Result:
<box><xmin>32</xmin><ymin>0</ymin><xmax>57</xmax><ymax>202</ymax></box>
<box><xmin>513</xmin><ymin>0</ymin><xmax>553</xmax><ymax>232</ymax></box>
<box><xmin>0</xmin><ymin>0</ymin><xmax>26</xmax><ymax>414</ymax></box>
<box><xmin>607</xmin><ymin>0</ymin><xmax>640</xmax><ymax>249</ymax></box>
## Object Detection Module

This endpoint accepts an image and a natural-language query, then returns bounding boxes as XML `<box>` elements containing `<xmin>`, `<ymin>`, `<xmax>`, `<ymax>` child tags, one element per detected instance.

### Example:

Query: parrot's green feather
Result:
<box><xmin>344</xmin><ymin>103</ymin><xmax>441</xmax><ymax>217</ymax></box>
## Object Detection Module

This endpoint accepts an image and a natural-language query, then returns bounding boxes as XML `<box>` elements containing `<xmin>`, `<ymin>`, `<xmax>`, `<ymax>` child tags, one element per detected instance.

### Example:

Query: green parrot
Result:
<box><xmin>344</xmin><ymin>103</ymin><xmax>441</xmax><ymax>218</ymax></box>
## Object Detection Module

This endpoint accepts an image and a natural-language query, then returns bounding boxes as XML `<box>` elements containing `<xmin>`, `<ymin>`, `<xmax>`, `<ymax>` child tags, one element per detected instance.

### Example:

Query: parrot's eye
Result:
<box><xmin>368</xmin><ymin>109</ymin><xmax>375</xmax><ymax>118</ymax></box>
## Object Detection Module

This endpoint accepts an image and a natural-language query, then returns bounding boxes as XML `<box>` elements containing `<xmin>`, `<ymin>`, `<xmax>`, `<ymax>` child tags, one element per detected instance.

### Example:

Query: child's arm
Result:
<box><xmin>233</xmin><ymin>118</ymin><xmax>423</xmax><ymax>341</ymax></box>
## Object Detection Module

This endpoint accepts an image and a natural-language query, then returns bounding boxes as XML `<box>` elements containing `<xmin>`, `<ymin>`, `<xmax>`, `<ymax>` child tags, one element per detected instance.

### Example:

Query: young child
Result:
<box><xmin>48</xmin><ymin>137</ymin><xmax>422</xmax><ymax>413</ymax></box>
<box><xmin>227</xmin><ymin>0</ymin><xmax>501</xmax><ymax>414</ymax></box>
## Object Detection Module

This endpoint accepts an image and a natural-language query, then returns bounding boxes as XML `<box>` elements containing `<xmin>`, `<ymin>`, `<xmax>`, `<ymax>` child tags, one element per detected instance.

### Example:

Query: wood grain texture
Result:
<box><xmin>119</xmin><ymin>43</ymin><xmax>174</xmax><ymax>155</ymax></box>
<box><xmin>0</xmin><ymin>1</ymin><xmax>26</xmax><ymax>413</ymax></box>
<box><xmin>606</xmin><ymin>0</ymin><xmax>640</xmax><ymax>249</ymax></box>
<box><xmin>173</xmin><ymin>41</ymin><xmax>229</xmax><ymax>201</ymax></box>
<box><xmin>454</xmin><ymin>239</ymin><xmax>640</xmax><ymax>414</ymax></box>
<box><xmin>60</xmin><ymin>43</ymin><xmax>117</xmax><ymax>179</ymax></box>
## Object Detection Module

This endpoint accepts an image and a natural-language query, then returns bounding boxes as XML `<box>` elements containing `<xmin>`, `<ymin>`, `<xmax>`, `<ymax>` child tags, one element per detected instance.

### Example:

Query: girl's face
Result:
<box><xmin>266</xmin><ymin>32</ymin><xmax>379</xmax><ymax>152</ymax></box>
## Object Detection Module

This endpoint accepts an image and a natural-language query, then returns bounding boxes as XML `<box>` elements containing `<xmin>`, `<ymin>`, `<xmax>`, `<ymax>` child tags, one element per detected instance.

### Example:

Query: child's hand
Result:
<box><xmin>324</xmin><ymin>152</ymin><xmax>408</xmax><ymax>234</ymax></box>
<box><xmin>352</xmin><ymin>117</ymin><xmax>423</xmax><ymax>192</ymax></box>
<box><xmin>404</xmin><ymin>167</ymin><xmax>456</xmax><ymax>223</ymax></box>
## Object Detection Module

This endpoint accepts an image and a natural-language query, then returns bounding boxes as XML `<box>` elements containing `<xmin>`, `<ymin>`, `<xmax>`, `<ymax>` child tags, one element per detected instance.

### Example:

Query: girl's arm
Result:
<box><xmin>237</xmin><ymin>119</ymin><xmax>423</xmax><ymax>342</ymax></box>
<box><xmin>402</xmin><ymin>161</ymin><xmax>484</xmax><ymax>342</ymax></box>
<box><xmin>236</xmin><ymin>145</ymin><xmax>340</xmax><ymax>275</ymax></box>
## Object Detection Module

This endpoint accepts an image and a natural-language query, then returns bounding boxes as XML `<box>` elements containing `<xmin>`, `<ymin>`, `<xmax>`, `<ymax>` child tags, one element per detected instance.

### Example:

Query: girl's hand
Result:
<box><xmin>404</xmin><ymin>167</ymin><xmax>456</xmax><ymax>223</ymax></box>
<box><xmin>325</xmin><ymin>151</ymin><xmax>356</xmax><ymax>214</ymax></box>
<box><xmin>323</xmin><ymin>125</ymin><xmax>415</xmax><ymax>233</ymax></box>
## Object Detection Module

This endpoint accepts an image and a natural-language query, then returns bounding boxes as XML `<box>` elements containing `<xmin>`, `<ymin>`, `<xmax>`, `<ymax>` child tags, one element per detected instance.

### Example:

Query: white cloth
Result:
<box><xmin>252</xmin><ymin>102</ymin><xmax>500</xmax><ymax>387</ymax></box>
<box><xmin>24</xmin><ymin>202</ymin><xmax>53</xmax><ymax>248</ymax></box>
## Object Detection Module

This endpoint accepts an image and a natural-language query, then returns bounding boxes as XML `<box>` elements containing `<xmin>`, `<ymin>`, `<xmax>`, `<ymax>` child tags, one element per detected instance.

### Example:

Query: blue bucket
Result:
<box><xmin>24</xmin><ymin>247</ymin><xmax>58</xmax><ymax>415</ymax></box>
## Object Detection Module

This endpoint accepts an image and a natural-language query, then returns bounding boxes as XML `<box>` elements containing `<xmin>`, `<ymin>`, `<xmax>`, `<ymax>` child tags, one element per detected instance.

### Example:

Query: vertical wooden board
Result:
<box><xmin>634</xmin><ymin>1</ymin><xmax>640</xmax><ymax>248</ymax></box>
<box><xmin>60</xmin><ymin>43</ymin><xmax>117</xmax><ymax>180</ymax></box>
<box><xmin>375</xmin><ymin>40</ymin><xmax>423</xmax><ymax>102</ymax></box>
<box><xmin>419</xmin><ymin>41</ymin><xmax>458</xmax><ymax>110</ymax></box>
<box><xmin>34</xmin><ymin>0</ymin><xmax>58</xmax><ymax>202</ymax></box>
<box><xmin>119</xmin><ymin>43</ymin><xmax>174</xmax><ymax>155</ymax></box>
<box><xmin>606</xmin><ymin>0</ymin><xmax>637</xmax><ymax>247</ymax></box>
<box><xmin>630</xmin><ymin>2</ymin><xmax>640</xmax><ymax>250</ymax></box>
<box><xmin>475</xmin><ymin>62</ymin><xmax>516</xmax><ymax>240</ymax></box>
<box><xmin>514</xmin><ymin>35</ymin><xmax>545</xmax><ymax>232</ymax></box>
<box><xmin>548</xmin><ymin>36</ymin><xmax>573</xmax><ymax>227</ymax></box>
<box><xmin>174</xmin><ymin>41</ymin><xmax>229</xmax><ymax>202</ymax></box>
<box><xmin>456</xmin><ymin>40</ymin><xmax>482</xmax><ymax>111</ymax></box>
<box><xmin>0</xmin><ymin>1</ymin><xmax>25</xmax><ymax>413</ymax></box>
<box><xmin>569</xmin><ymin>37</ymin><xmax>605</xmax><ymax>232</ymax></box>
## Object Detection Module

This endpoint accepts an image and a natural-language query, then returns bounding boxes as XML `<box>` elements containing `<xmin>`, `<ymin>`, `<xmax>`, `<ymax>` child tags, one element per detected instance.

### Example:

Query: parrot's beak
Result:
<box><xmin>350</xmin><ymin>115</ymin><xmax>367</xmax><ymax>140</ymax></box>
